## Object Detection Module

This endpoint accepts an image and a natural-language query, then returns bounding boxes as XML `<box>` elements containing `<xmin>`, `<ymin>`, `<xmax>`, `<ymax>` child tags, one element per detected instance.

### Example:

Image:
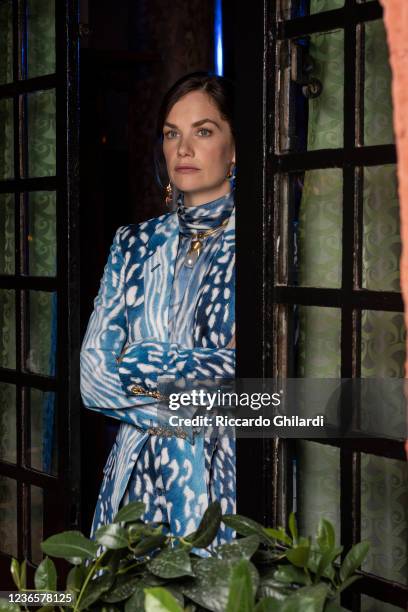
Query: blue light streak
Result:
<box><xmin>214</xmin><ymin>0</ymin><xmax>223</xmax><ymax>76</ymax></box>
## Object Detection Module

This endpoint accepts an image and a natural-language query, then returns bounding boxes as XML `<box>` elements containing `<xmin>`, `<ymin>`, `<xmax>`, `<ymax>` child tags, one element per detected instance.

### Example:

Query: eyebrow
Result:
<box><xmin>164</xmin><ymin>118</ymin><xmax>221</xmax><ymax>130</ymax></box>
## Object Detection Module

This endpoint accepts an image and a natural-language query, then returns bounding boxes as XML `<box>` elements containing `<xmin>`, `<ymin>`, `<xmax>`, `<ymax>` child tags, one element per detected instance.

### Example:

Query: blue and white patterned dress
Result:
<box><xmin>80</xmin><ymin>191</ymin><xmax>236</xmax><ymax>545</ymax></box>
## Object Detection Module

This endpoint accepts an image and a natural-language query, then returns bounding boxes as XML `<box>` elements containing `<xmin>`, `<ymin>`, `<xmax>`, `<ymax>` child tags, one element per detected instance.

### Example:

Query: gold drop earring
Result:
<box><xmin>165</xmin><ymin>182</ymin><xmax>173</xmax><ymax>207</ymax></box>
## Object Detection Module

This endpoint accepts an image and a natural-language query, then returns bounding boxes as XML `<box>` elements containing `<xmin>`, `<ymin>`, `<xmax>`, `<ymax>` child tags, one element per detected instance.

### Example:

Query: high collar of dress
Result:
<box><xmin>177</xmin><ymin>189</ymin><xmax>235</xmax><ymax>236</ymax></box>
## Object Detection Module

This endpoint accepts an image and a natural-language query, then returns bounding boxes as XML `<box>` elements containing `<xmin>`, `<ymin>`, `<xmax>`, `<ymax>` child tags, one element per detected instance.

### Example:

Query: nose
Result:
<box><xmin>177</xmin><ymin>134</ymin><xmax>194</xmax><ymax>157</ymax></box>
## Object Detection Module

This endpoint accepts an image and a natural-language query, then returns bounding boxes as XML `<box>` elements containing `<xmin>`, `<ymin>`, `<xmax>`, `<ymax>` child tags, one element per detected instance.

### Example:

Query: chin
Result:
<box><xmin>174</xmin><ymin>177</ymin><xmax>206</xmax><ymax>192</ymax></box>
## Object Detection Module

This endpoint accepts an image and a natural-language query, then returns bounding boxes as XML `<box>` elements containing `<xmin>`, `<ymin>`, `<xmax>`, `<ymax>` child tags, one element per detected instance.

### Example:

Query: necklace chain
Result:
<box><xmin>192</xmin><ymin>217</ymin><xmax>229</xmax><ymax>241</ymax></box>
<box><xmin>184</xmin><ymin>218</ymin><xmax>229</xmax><ymax>268</ymax></box>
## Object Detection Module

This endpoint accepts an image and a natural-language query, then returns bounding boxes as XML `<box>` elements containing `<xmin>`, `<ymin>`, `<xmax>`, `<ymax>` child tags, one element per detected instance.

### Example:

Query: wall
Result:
<box><xmin>379</xmin><ymin>0</ymin><xmax>408</xmax><ymax>457</ymax></box>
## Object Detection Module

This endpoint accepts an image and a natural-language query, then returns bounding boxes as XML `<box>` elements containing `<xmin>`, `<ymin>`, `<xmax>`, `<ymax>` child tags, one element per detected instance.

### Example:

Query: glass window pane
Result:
<box><xmin>0</xmin><ymin>289</ymin><xmax>15</xmax><ymax>369</ymax></box>
<box><xmin>29</xmin><ymin>388</ymin><xmax>57</xmax><ymax>475</ymax></box>
<box><xmin>308</xmin><ymin>30</ymin><xmax>343</xmax><ymax>150</ymax></box>
<box><xmin>297</xmin><ymin>306</ymin><xmax>341</xmax><ymax>377</ymax></box>
<box><xmin>27</xmin><ymin>291</ymin><xmax>57</xmax><ymax>375</ymax></box>
<box><xmin>278</xmin><ymin>0</ymin><xmax>344</xmax><ymax>19</ymax></box>
<box><xmin>28</xmin><ymin>191</ymin><xmax>56</xmax><ymax>276</ymax></box>
<box><xmin>362</xmin><ymin>20</ymin><xmax>395</xmax><ymax>146</ymax></box>
<box><xmin>0</xmin><ymin>193</ymin><xmax>15</xmax><ymax>275</ymax></box>
<box><xmin>27</xmin><ymin>0</ymin><xmax>56</xmax><ymax>78</ymax></box>
<box><xmin>0</xmin><ymin>476</ymin><xmax>17</xmax><ymax>556</ymax></box>
<box><xmin>362</xmin><ymin>165</ymin><xmax>400</xmax><ymax>292</ymax></box>
<box><xmin>361</xmin><ymin>595</ymin><xmax>402</xmax><ymax>612</ymax></box>
<box><xmin>361</xmin><ymin>454</ymin><xmax>408</xmax><ymax>585</ymax></box>
<box><xmin>277</xmin><ymin>30</ymin><xmax>344</xmax><ymax>154</ymax></box>
<box><xmin>309</xmin><ymin>0</ymin><xmax>344</xmax><ymax>13</ymax></box>
<box><xmin>297</xmin><ymin>441</ymin><xmax>340</xmax><ymax>542</ymax></box>
<box><xmin>361</xmin><ymin>310</ymin><xmax>405</xmax><ymax>378</ymax></box>
<box><xmin>298</xmin><ymin>169</ymin><xmax>342</xmax><ymax>288</ymax></box>
<box><xmin>0</xmin><ymin>0</ymin><xmax>13</xmax><ymax>85</ymax></box>
<box><xmin>0</xmin><ymin>382</ymin><xmax>16</xmax><ymax>463</ymax></box>
<box><xmin>0</xmin><ymin>97</ymin><xmax>14</xmax><ymax>180</ymax></box>
<box><xmin>31</xmin><ymin>485</ymin><xmax>43</xmax><ymax>565</ymax></box>
<box><xmin>27</xmin><ymin>89</ymin><xmax>56</xmax><ymax>178</ymax></box>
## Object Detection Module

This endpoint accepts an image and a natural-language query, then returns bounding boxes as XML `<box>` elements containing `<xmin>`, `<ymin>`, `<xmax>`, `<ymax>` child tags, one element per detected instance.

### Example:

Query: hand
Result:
<box><xmin>226</xmin><ymin>333</ymin><xmax>236</xmax><ymax>349</ymax></box>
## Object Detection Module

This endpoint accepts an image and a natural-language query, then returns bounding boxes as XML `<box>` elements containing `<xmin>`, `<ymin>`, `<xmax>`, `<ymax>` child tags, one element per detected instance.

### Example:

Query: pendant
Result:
<box><xmin>184</xmin><ymin>239</ymin><xmax>202</xmax><ymax>268</ymax></box>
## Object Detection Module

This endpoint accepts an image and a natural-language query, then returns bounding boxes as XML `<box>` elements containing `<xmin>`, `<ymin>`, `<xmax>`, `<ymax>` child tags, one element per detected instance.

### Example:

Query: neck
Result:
<box><xmin>183</xmin><ymin>182</ymin><xmax>231</xmax><ymax>207</ymax></box>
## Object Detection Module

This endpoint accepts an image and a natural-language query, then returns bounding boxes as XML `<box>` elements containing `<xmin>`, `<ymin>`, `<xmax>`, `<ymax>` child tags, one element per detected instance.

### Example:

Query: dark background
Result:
<box><xmin>78</xmin><ymin>0</ymin><xmax>265</xmax><ymax>533</ymax></box>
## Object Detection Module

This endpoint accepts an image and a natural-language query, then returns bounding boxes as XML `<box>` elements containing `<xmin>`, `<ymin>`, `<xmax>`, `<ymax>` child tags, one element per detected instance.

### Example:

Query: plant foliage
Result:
<box><xmin>1</xmin><ymin>503</ymin><xmax>369</xmax><ymax>612</ymax></box>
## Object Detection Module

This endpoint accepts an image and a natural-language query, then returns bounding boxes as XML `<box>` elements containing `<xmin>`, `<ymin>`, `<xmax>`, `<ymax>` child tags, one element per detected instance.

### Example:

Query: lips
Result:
<box><xmin>175</xmin><ymin>166</ymin><xmax>200</xmax><ymax>173</ymax></box>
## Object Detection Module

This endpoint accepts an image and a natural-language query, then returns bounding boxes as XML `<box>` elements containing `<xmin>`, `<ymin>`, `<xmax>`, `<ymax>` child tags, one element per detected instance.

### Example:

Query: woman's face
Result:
<box><xmin>163</xmin><ymin>90</ymin><xmax>235</xmax><ymax>207</ymax></box>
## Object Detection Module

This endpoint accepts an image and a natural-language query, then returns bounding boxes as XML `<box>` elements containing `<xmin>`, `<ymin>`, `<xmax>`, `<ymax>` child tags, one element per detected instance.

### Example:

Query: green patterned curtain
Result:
<box><xmin>296</xmin><ymin>8</ymin><xmax>407</xmax><ymax>609</ymax></box>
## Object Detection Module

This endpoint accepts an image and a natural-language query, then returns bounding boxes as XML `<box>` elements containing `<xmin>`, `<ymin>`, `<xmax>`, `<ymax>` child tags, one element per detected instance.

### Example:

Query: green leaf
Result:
<box><xmin>144</xmin><ymin>587</ymin><xmax>183</xmax><ymax>612</ymax></box>
<box><xmin>124</xmin><ymin>583</ymin><xmax>146</xmax><ymax>612</ymax></box>
<box><xmin>336</xmin><ymin>574</ymin><xmax>361</xmax><ymax>595</ymax></box>
<box><xmin>339</xmin><ymin>542</ymin><xmax>369</xmax><ymax>582</ymax></box>
<box><xmin>307</xmin><ymin>546</ymin><xmax>341</xmax><ymax>582</ymax></box>
<box><xmin>41</xmin><ymin>531</ymin><xmax>99</xmax><ymax>561</ymax></box>
<box><xmin>67</xmin><ymin>556</ymin><xmax>83</xmax><ymax>566</ymax></box>
<box><xmin>148</xmin><ymin>548</ymin><xmax>194</xmax><ymax>579</ymax></box>
<box><xmin>101</xmin><ymin>575</ymin><xmax>143</xmax><ymax>603</ymax></box>
<box><xmin>257</xmin><ymin>569</ymin><xmax>295</xmax><ymax>601</ymax></box>
<box><xmin>78</xmin><ymin>571</ymin><xmax>114</xmax><ymax>610</ymax></box>
<box><xmin>280</xmin><ymin>583</ymin><xmax>330</xmax><ymax>612</ymax></box>
<box><xmin>104</xmin><ymin>549</ymin><xmax>123</xmax><ymax>575</ymax></box>
<box><xmin>263</xmin><ymin>527</ymin><xmax>292</xmax><ymax>546</ymax></box>
<box><xmin>10</xmin><ymin>559</ymin><xmax>20</xmax><ymax>589</ymax></box>
<box><xmin>226</xmin><ymin>560</ymin><xmax>254</xmax><ymax>612</ymax></box>
<box><xmin>288</xmin><ymin>513</ymin><xmax>298</xmax><ymax>544</ymax></box>
<box><xmin>272</xmin><ymin>564</ymin><xmax>309</xmax><ymax>585</ymax></box>
<box><xmin>286</xmin><ymin>546</ymin><xmax>310</xmax><ymax>568</ymax></box>
<box><xmin>222</xmin><ymin>515</ymin><xmax>272</xmax><ymax>546</ymax></box>
<box><xmin>316</xmin><ymin>519</ymin><xmax>335</xmax><ymax>552</ymax></box>
<box><xmin>132</xmin><ymin>534</ymin><xmax>167</xmax><ymax>557</ymax></box>
<box><xmin>114</xmin><ymin>501</ymin><xmax>146</xmax><ymax>524</ymax></box>
<box><xmin>0</xmin><ymin>599</ymin><xmax>21</xmax><ymax>612</ymax></box>
<box><xmin>161</xmin><ymin>586</ymin><xmax>184</xmax><ymax>608</ymax></box>
<box><xmin>254</xmin><ymin>599</ymin><xmax>282</xmax><ymax>612</ymax></box>
<box><xmin>315</xmin><ymin>546</ymin><xmax>343</xmax><ymax>582</ymax></box>
<box><xmin>298</xmin><ymin>536</ymin><xmax>310</xmax><ymax>548</ymax></box>
<box><xmin>95</xmin><ymin>524</ymin><xmax>129</xmax><ymax>550</ymax></box>
<box><xmin>181</xmin><ymin>557</ymin><xmax>259</xmax><ymax>612</ymax></box>
<box><xmin>214</xmin><ymin>535</ymin><xmax>260</xmax><ymax>561</ymax></box>
<box><xmin>184</xmin><ymin>501</ymin><xmax>222</xmax><ymax>548</ymax></box>
<box><xmin>34</xmin><ymin>557</ymin><xmax>57</xmax><ymax>591</ymax></box>
<box><xmin>127</xmin><ymin>523</ymin><xmax>151</xmax><ymax>543</ymax></box>
<box><xmin>66</xmin><ymin>565</ymin><xmax>87</xmax><ymax>593</ymax></box>
<box><xmin>20</xmin><ymin>560</ymin><xmax>26</xmax><ymax>590</ymax></box>
<box><xmin>180</xmin><ymin>557</ymin><xmax>230</xmax><ymax>610</ymax></box>
<box><xmin>142</xmin><ymin>573</ymin><xmax>167</xmax><ymax>587</ymax></box>
<box><xmin>252</xmin><ymin>548</ymin><xmax>286</xmax><ymax>565</ymax></box>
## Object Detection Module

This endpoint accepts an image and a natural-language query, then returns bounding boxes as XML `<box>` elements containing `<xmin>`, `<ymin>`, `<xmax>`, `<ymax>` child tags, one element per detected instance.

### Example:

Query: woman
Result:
<box><xmin>80</xmin><ymin>72</ymin><xmax>236</xmax><ymax>546</ymax></box>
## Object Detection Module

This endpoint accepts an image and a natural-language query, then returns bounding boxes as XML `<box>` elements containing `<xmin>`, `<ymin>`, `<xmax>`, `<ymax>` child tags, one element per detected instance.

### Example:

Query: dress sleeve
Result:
<box><xmin>117</xmin><ymin>340</ymin><xmax>235</xmax><ymax>394</ymax></box>
<box><xmin>80</xmin><ymin>227</ymin><xmax>194</xmax><ymax>440</ymax></box>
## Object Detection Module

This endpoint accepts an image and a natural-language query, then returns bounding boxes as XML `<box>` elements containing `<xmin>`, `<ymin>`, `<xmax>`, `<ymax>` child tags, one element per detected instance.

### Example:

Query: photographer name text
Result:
<box><xmin>168</xmin><ymin>414</ymin><xmax>325</xmax><ymax>428</ymax></box>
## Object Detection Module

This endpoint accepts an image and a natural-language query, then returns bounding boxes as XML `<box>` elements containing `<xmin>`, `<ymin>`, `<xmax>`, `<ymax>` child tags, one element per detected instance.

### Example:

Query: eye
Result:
<box><xmin>197</xmin><ymin>127</ymin><xmax>212</xmax><ymax>136</ymax></box>
<box><xmin>164</xmin><ymin>129</ymin><xmax>178</xmax><ymax>139</ymax></box>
